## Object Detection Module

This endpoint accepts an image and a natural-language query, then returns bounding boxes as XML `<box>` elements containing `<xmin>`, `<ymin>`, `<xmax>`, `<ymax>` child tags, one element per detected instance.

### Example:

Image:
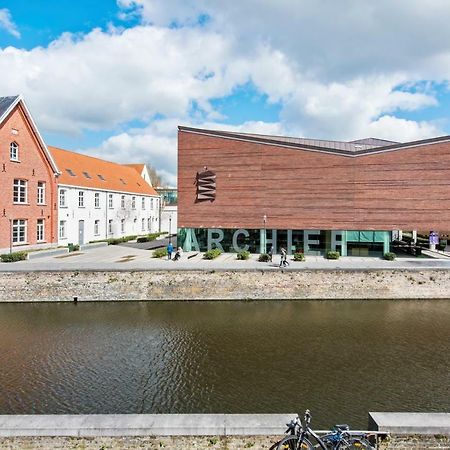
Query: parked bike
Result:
<box><xmin>277</xmin><ymin>410</ymin><xmax>375</xmax><ymax>450</ymax></box>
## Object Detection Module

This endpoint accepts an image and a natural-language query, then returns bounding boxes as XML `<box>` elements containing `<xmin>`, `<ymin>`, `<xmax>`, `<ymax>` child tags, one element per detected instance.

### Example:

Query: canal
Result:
<box><xmin>0</xmin><ymin>300</ymin><xmax>449</xmax><ymax>428</ymax></box>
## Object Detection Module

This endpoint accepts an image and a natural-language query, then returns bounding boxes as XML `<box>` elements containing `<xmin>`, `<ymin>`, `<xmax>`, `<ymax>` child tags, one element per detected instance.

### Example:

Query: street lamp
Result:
<box><xmin>169</xmin><ymin>216</ymin><xmax>172</xmax><ymax>244</ymax></box>
<box><xmin>263</xmin><ymin>214</ymin><xmax>267</xmax><ymax>253</ymax></box>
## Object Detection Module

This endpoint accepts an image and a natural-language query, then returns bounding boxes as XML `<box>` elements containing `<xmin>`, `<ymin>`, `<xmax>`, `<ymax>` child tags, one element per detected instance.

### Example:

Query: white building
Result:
<box><xmin>50</xmin><ymin>147</ymin><xmax>160</xmax><ymax>245</ymax></box>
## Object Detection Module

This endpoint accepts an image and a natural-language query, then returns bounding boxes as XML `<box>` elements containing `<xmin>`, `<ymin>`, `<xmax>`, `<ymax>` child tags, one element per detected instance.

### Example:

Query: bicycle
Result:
<box><xmin>277</xmin><ymin>410</ymin><xmax>375</xmax><ymax>450</ymax></box>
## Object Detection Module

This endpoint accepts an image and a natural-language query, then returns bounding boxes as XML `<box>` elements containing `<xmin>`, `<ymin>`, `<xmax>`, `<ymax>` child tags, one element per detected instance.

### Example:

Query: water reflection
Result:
<box><xmin>0</xmin><ymin>300</ymin><xmax>449</xmax><ymax>428</ymax></box>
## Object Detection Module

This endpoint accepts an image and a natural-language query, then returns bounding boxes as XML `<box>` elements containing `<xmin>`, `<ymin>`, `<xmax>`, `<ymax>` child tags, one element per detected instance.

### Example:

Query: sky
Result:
<box><xmin>2</xmin><ymin>0</ymin><xmax>450</xmax><ymax>185</ymax></box>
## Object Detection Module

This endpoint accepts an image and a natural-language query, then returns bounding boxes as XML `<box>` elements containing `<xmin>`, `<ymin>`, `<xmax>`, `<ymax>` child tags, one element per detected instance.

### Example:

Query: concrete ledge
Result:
<box><xmin>369</xmin><ymin>412</ymin><xmax>450</xmax><ymax>434</ymax></box>
<box><xmin>80</xmin><ymin>242</ymin><xmax>108</xmax><ymax>251</ymax></box>
<box><xmin>27</xmin><ymin>248</ymin><xmax>68</xmax><ymax>259</ymax></box>
<box><xmin>0</xmin><ymin>414</ymin><xmax>294</xmax><ymax>437</ymax></box>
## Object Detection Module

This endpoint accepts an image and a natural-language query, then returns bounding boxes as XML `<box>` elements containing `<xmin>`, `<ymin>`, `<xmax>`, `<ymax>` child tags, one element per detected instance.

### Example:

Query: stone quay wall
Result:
<box><xmin>0</xmin><ymin>434</ymin><xmax>449</xmax><ymax>449</ymax></box>
<box><xmin>1</xmin><ymin>269</ymin><xmax>450</xmax><ymax>302</ymax></box>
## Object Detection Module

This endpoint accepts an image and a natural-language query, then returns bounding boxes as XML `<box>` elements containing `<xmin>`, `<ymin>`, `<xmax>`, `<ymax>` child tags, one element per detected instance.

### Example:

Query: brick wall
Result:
<box><xmin>0</xmin><ymin>103</ymin><xmax>57</xmax><ymax>252</ymax></box>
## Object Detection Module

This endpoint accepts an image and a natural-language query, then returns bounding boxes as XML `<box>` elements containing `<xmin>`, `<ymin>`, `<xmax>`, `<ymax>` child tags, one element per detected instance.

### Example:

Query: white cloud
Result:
<box><xmin>0</xmin><ymin>8</ymin><xmax>20</xmax><ymax>38</ymax></box>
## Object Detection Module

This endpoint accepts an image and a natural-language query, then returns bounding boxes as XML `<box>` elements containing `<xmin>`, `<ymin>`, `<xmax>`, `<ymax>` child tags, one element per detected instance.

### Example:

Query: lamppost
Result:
<box><xmin>169</xmin><ymin>216</ymin><xmax>172</xmax><ymax>244</ymax></box>
<box><xmin>263</xmin><ymin>214</ymin><xmax>267</xmax><ymax>253</ymax></box>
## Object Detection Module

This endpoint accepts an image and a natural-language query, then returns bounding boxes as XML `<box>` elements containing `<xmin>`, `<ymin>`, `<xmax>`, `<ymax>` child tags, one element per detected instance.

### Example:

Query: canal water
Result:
<box><xmin>0</xmin><ymin>300</ymin><xmax>449</xmax><ymax>428</ymax></box>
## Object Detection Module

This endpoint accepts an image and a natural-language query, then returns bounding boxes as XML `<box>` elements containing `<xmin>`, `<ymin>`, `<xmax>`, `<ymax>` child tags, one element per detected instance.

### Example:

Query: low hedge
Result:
<box><xmin>152</xmin><ymin>248</ymin><xmax>168</xmax><ymax>258</ymax></box>
<box><xmin>258</xmin><ymin>253</ymin><xmax>270</xmax><ymax>262</ymax></box>
<box><xmin>293</xmin><ymin>252</ymin><xmax>305</xmax><ymax>261</ymax></box>
<box><xmin>203</xmin><ymin>249</ymin><xmax>222</xmax><ymax>260</ymax></box>
<box><xmin>326</xmin><ymin>250</ymin><xmax>340</xmax><ymax>260</ymax></box>
<box><xmin>236</xmin><ymin>250</ymin><xmax>250</xmax><ymax>260</ymax></box>
<box><xmin>384</xmin><ymin>252</ymin><xmax>396</xmax><ymax>261</ymax></box>
<box><xmin>136</xmin><ymin>232</ymin><xmax>166</xmax><ymax>243</ymax></box>
<box><xmin>1</xmin><ymin>251</ymin><xmax>28</xmax><ymax>263</ymax></box>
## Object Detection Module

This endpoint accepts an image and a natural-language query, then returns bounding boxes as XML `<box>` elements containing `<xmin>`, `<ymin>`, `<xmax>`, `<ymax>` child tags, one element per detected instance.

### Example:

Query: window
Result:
<box><xmin>108</xmin><ymin>193</ymin><xmax>113</xmax><ymax>208</ymax></box>
<box><xmin>94</xmin><ymin>220</ymin><xmax>100</xmax><ymax>235</ymax></box>
<box><xmin>150</xmin><ymin>198</ymin><xmax>154</xmax><ymax>209</ymax></box>
<box><xmin>141</xmin><ymin>218</ymin><xmax>145</xmax><ymax>231</ymax></box>
<box><xmin>10</xmin><ymin>142</ymin><xmax>19</xmax><ymax>161</ymax></box>
<box><xmin>108</xmin><ymin>219</ymin><xmax>113</xmax><ymax>234</ymax></box>
<box><xmin>121</xmin><ymin>219</ymin><xmax>125</xmax><ymax>233</ymax></box>
<box><xmin>37</xmin><ymin>182</ymin><xmax>46</xmax><ymax>205</ymax></box>
<box><xmin>12</xmin><ymin>219</ymin><xmax>27</xmax><ymax>244</ymax></box>
<box><xmin>36</xmin><ymin>219</ymin><xmax>45</xmax><ymax>242</ymax></box>
<box><xmin>148</xmin><ymin>218</ymin><xmax>151</xmax><ymax>231</ymax></box>
<box><xmin>59</xmin><ymin>189</ymin><xmax>67</xmax><ymax>207</ymax></box>
<box><xmin>121</xmin><ymin>195</ymin><xmax>125</xmax><ymax>209</ymax></box>
<box><xmin>98</xmin><ymin>174</ymin><xmax>105</xmax><ymax>181</ymax></box>
<box><xmin>120</xmin><ymin>178</ymin><xmax>126</xmax><ymax>185</ymax></box>
<box><xmin>132</xmin><ymin>196</ymin><xmax>136</xmax><ymax>209</ymax></box>
<box><xmin>141</xmin><ymin>197</ymin><xmax>145</xmax><ymax>209</ymax></box>
<box><xmin>83</xmin><ymin>171</ymin><xmax>91</xmax><ymax>179</ymax></box>
<box><xmin>13</xmin><ymin>179</ymin><xmax>27</xmax><ymax>204</ymax></box>
<box><xmin>94</xmin><ymin>192</ymin><xmax>100</xmax><ymax>208</ymax></box>
<box><xmin>66</xmin><ymin>169</ymin><xmax>76</xmax><ymax>177</ymax></box>
<box><xmin>78</xmin><ymin>191</ymin><xmax>84</xmax><ymax>207</ymax></box>
<box><xmin>59</xmin><ymin>220</ymin><xmax>66</xmax><ymax>239</ymax></box>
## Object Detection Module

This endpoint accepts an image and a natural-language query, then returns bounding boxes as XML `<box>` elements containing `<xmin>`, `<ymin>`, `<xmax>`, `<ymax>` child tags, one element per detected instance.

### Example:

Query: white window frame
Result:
<box><xmin>132</xmin><ymin>196</ymin><xmax>136</xmax><ymax>209</ymax></box>
<box><xmin>78</xmin><ymin>191</ymin><xmax>84</xmax><ymax>208</ymax></box>
<box><xmin>37</xmin><ymin>181</ymin><xmax>46</xmax><ymax>205</ymax></box>
<box><xmin>94</xmin><ymin>192</ymin><xmax>100</xmax><ymax>208</ymax></box>
<box><xmin>36</xmin><ymin>219</ymin><xmax>45</xmax><ymax>242</ymax></box>
<box><xmin>121</xmin><ymin>195</ymin><xmax>125</xmax><ymax>209</ymax></box>
<box><xmin>141</xmin><ymin>197</ymin><xmax>145</xmax><ymax>209</ymax></box>
<box><xmin>94</xmin><ymin>219</ymin><xmax>100</xmax><ymax>236</ymax></box>
<box><xmin>121</xmin><ymin>219</ymin><xmax>125</xmax><ymax>233</ymax></box>
<box><xmin>59</xmin><ymin>189</ymin><xmax>67</xmax><ymax>207</ymax></box>
<box><xmin>12</xmin><ymin>219</ymin><xmax>27</xmax><ymax>244</ymax></box>
<box><xmin>108</xmin><ymin>193</ymin><xmax>113</xmax><ymax>209</ymax></box>
<box><xmin>59</xmin><ymin>220</ymin><xmax>67</xmax><ymax>239</ymax></box>
<box><xmin>13</xmin><ymin>179</ymin><xmax>27</xmax><ymax>204</ymax></box>
<box><xmin>141</xmin><ymin>218</ymin><xmax>145</xmax><ymax>231</ymax></box>
<box><xmin>108</xmin><ymin>219</ymin><xmax>113</xmax><ymax>234</ymax></box>
<box><xmin>148</xmin><ymin>218</ymin><xmax>151</xmax><ymax>231</ymax></box>
<box><xmin>10</xmin><ymin>142</ymin><xmax>19</xmax><ymax>161</ymax></box>
<box><xmin>150</xmin><ymin>198</ymin><xmax>154</xmax><ymax>209</ymax></box>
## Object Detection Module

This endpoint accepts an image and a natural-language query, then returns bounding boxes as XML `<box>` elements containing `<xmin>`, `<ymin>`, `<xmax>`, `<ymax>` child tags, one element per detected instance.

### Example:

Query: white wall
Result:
<box><xmin>57</xmin><ymin>186</ymin><xmax>160</xmax><ymax>245</ymax></box>
<box><xmin>160</xmin><ymin>206</ymin><xmax>177</xmax><ymax>234</ymax></box>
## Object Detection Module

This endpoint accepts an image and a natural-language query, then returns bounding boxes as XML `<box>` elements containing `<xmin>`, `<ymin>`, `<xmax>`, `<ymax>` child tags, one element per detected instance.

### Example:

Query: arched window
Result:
<box><xmin>10</xmin><ymin>142</ymin><xmax>19</xmax><ymax>161</ymax></box>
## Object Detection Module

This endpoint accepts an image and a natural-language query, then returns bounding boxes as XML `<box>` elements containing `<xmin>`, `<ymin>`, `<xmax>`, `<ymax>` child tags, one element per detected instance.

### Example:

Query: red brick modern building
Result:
<box><xmin>0</xmin><ymin>96</ymin><xmax>59</xmax><ymax>253</ymax></box>
<box><xmin>178</xmin><ymin>126</ymin><xmax>450</xmax><ymax>256</ymax></box>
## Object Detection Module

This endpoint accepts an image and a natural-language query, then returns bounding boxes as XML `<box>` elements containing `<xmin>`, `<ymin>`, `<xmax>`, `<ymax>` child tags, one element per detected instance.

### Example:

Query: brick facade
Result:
<box><xmin>0</xmin><ymin>102</ymin><xmax>58</xmax><ymax>253</ymax></box>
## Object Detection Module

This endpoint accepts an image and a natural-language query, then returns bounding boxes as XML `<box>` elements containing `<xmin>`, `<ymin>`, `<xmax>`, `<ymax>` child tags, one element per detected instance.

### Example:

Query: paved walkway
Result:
<box><xmin>3</xmin><ymin>244</ymin><xmax>450</xmax><ymax>271</ymax></box>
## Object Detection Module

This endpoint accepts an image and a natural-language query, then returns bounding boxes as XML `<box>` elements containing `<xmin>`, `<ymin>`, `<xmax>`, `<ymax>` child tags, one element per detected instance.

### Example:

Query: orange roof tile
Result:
<box><xmin>124</xmin><ymin>163</ymin><xmax>145</xmax><ymax>174</ymax></box>
<box><xmin>49</xmin><ymin>146</ymin><xmax>158</xmax><ymax>196</ymax></box>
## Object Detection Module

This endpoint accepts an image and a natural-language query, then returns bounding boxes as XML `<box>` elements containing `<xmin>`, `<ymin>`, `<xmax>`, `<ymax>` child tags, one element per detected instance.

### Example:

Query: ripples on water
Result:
<box><xmin>0</xmin><ymin>300</ymin><xmax>449</xmax><ymax>428</ymax></box>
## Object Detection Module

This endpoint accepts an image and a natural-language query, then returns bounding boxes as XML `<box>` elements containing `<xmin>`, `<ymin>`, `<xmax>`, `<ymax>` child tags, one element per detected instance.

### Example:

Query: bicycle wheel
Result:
<box><xmin>340</xmin><ymin>437</ymin><xmax>374</xmax><ymax>449</ymax></box>
<box><xmin>277</xmin><ymin>435</ymin><xmax>314</xmax><ymax>450</ymax></box>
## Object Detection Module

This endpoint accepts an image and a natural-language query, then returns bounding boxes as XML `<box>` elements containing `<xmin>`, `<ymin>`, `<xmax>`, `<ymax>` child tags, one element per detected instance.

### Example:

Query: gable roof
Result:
<box><xmin>178</xmin><ymin>126</ymin><xmax>450</xmax><ymax>157</ymax></box>
<box><xmin>0</xmin><ymin>95</ymin><xmax>59</xmax><ymax>174</ymax></box>
<box><xmin>124</xmin><ymin>163</ymin><xmax>145</xmax><ymax>174</ymax></box>
<box><xmin>49</xmin><ymin>146</ymin><xmax>159</xmax><ymax>196</ymax></box>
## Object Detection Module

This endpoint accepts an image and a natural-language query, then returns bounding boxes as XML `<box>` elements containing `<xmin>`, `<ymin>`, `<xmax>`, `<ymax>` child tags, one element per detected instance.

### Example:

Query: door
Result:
<box><xmin>78</xmin><ymin>220</ymin><xmax>84</xmax><ymax>245</ymax></box>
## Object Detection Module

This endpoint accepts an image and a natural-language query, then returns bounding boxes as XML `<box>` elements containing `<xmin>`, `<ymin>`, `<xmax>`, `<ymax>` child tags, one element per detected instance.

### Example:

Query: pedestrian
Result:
<box><xmin>167</xmin><ymin>242</ymin><xmax>173</xmax><ymax>260</ymax></box>
<box><xmin>268</xmin><ymin>245</ymin><xmax>274</xmax><ymax>262</ymax></box>
<box><xmin>279</xmin><ymin>247</ymin><xmax>289</xmax><ymax>267</ymax></box>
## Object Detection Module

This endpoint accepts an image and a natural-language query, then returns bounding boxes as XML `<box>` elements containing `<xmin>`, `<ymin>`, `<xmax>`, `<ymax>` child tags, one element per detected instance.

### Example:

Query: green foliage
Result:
<box><xmin>72</xmin><ymin>244</ymin><xmax>80</xmax><ymax>252</ymax></box>
<box><xmin>203</xmin><ymin>249</ymin><xmax>222</xmax><ymax>259</ymax></box>
<box><xmin>153</xmin><ymin>248</ymin><xmax>168</xmax><ymax>258</ymax></box>
<box><xmin>208</xmin><ymin>437</ymin><xmax>218</xmax><ymax>446</ymax></box>
<box><xmin>236</xmin><ymin>250</ymin><xmax>250</xmax><ymax>260</ymax></box>
<box><xmin>136</xmin><ymin>232</ymin><xmax>166</xmax><ymax>243</ymax></box>
<box><xmin>293</xmin><ymin>252</ymin><xmax>305</xmax><ymax>261</ymax></box>
<box><xmin>326</xmin><ymin>250</ymin><xmax>340</xmax><ymax>260</ymax></box>
<box><xmin>258</xmin><ymin>253</ymin><xmax>270</xmax><ymax>262</ymax></box>
<box><xmin>384</xmin><ymin>252</ymin><xmax>396</xmax><ymax>261</ymax></box>
<box><xmin>438</xmin><ymin>239</ymin><xmax>447</xmax><ymax>250</ymax></box>
<box><xmin>0</xmin><ymin>251</ymin><xmax>28</xmax><ymax>262</ymax></box>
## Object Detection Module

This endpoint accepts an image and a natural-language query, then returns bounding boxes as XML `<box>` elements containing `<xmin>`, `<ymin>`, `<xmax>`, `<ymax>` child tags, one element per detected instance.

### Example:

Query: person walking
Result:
<box><xmin>167</xmin><ymin>242</ymin><xmax>173</xmax><ymax>260</ymax></box>
<box><xmin>268</xmin><ymin>245</ymin><xmax>274</xmax><ymax>262</ymax></box>
<box><xmin>279</xmin><ymin>247</ymin><xmax>289</xmax><ymax>267</ymax></box>
<box><xmin>173</xmin><ymin>247</ymin><xmax>182</xmax><ymax>261</ymax></box>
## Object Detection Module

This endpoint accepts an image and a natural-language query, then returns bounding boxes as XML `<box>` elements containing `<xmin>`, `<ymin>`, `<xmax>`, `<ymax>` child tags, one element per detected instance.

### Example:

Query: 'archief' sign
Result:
<box><xmin>195</xmin><ymin>167</ymin><xmax>216</xmax><ymax>202</ymax></box>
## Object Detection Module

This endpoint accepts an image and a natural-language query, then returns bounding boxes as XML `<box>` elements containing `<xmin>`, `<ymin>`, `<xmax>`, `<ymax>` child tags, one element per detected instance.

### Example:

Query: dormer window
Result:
<box><xmin>83</xmin><ymin>171</ymin><xmax>92</xmax><ymax>179</ymax></box>
<box><xmin>66</xmin><ymin>169</ymin><xmax>76</xmax><ymax>177</ymax></box>
<box><xmin>10</xmin><ymin>142</ymin><xmax>19</xmax><ymax>161</ymax></box>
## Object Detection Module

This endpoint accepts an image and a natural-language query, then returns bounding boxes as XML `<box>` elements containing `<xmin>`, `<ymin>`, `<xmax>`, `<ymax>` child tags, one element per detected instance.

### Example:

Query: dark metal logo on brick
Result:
<box><xmin>195</xmin><ymin>167</ymin><xmax>216</xmax><ymax>202</ymax></box>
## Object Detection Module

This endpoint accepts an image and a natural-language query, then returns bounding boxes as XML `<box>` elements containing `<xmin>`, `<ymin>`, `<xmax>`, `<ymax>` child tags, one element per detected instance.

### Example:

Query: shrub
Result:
<box><xmin>326</xmin><ymin>250</ymin><xmax>340</xmax><ymax>260</ymax></box>
<box><xmin>72</xmin><ymin>244</ymin><xmax>80</xmax><ymax>252</ymax></box>
<box><xmin>258</xmin><ymin>253</ymin><xmax>270</xmax><ymax>262</ymax></box>
<box><xmin>384</xmin><ymin>252</ymin><xmax>396</xmax><ymax>261</ymax></box>
<box><xmin>1</xmin><ymin>251</ymin><xmax>28</xmax><ymax>262</ymax></box>
<box><xmin>136</xmin><ymin>236</ymin><xmax>150</xmax><ymax>243</ymax></box>
<box><xmin>438</xmin><ymin>239</ymin><xmax>447</xmax><ymax>251</ymax></box>
<box><xmin>236</xmin><ymin>250</ymin><xmax>250</xmax><ymax>260</ymax></box>
<box><xmin>293</xmin><ymin>252</ymin><xmax>305</xmax><ymax>261</ymax></box>
<box><xmin>153</xmin><ymin>248</ymin><xmax>168</xmax><ymax>258</ymax></box>
<box><xmin>203</xmin><ymin>249</ymin><xmax>222</xmax><ymax>259</ymax></box>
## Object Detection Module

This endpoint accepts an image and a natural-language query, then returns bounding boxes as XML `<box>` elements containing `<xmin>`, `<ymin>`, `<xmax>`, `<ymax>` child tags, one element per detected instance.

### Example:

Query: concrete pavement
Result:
<box><xmin>3</xmin><ymin>243</ymin><xmax>450</xmax><ymax>271</ymax></box>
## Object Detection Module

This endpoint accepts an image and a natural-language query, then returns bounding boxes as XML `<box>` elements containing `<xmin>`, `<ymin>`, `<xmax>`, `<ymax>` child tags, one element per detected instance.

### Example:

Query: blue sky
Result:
<box><xmin>1</xmin><ymin>0</ymin><xmax>450</xmax><ymax>184</ymax></box>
